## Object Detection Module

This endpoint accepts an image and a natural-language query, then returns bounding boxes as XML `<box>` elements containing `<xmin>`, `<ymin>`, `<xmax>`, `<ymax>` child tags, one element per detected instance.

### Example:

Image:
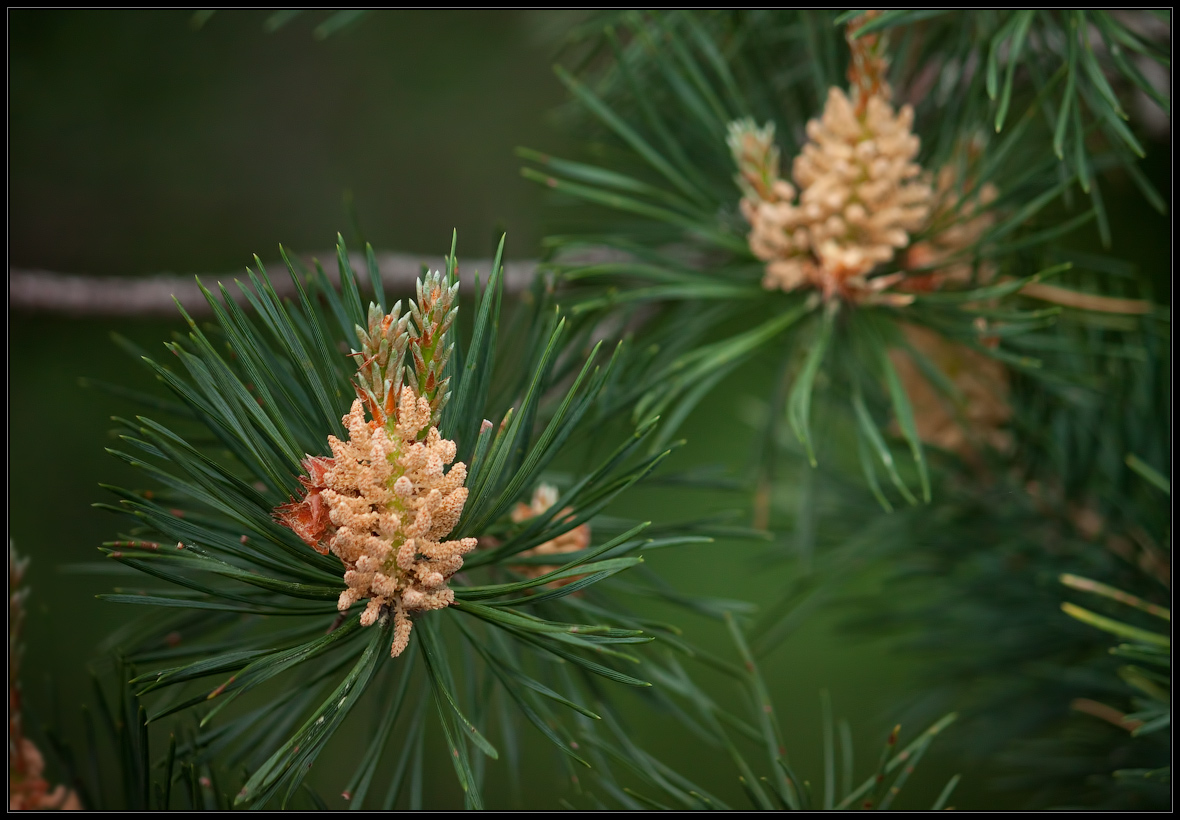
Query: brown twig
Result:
<box><xmin>1020</xmin><ymin>282</ymin><xmax>1155</xmax><ymax>315</ymax></box>
<box><xmin>1070</xmin><ymin>697</ymin><xmax>1145</xmax><ymax>732</ymax></box>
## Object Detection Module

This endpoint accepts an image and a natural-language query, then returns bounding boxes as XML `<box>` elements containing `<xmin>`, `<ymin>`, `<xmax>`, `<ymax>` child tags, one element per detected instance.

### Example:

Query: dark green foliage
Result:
<box><xmin>559</xmin><ymin>615</ymin><xmax>960</xmax><ymax>810</ymax></box>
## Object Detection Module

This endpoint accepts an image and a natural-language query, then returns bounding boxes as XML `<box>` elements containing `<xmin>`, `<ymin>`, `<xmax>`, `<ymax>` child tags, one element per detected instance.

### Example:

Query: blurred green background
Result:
<box><xmin>9</xmin><ymin>9</ymin><xmax>1169</xmax><ymax>809</ymax></box>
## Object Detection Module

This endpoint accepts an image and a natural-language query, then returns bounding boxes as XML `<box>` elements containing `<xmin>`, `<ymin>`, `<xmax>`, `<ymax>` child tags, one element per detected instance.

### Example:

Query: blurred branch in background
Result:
<box><xmin>11</xmin><ymin>247</ymin><xmax>1158</xmax><ymax>318</ymax></box>
<box><xmin>10</xmin><ymin>249</ymin><xmax>617</xmax><ymax>317</ymax></box>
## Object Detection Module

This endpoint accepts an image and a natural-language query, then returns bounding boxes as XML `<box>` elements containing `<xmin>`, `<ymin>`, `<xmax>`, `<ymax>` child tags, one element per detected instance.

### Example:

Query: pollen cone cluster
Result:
<box><xmin>9</xmin><ymin>737</ymin><xmax>83</xmax><ymax>811</ymax></box>
<box><xmin>732</xmin><ymin>87</ymin><xmax>933</xmax><ymax>304</ymax></box>
<box><xmin>889</xmin><ymin>323</ymin><xmax>1012</xmax><ymax>460</ymax></box>
<box><xmin>899</xmin><ymin>165</ymin><xmax>999</xmax><ymax>293</ymax></box>
<box><xmin>9</xmin><ymin>545</ymin><xmax>81</xmax><ymax>810</ymax></box>
<box><xmin>729</xmin><ymin>14</ymin><xmax>1009</xmax><ymax>305</ymax></box>
<box><xmin>322</xmin><ymin>391</ymin><xmax>476</xmax><ymax>656</ymax></box>
<box><xmin>510</xmin><ymin>484</ymin><xmax>591</xmax><ymax>586</ymax></box>
<box><xmin>277</xmin><ymin>277</ymin><xmax>476</xmax><ymax>658</ymax></box>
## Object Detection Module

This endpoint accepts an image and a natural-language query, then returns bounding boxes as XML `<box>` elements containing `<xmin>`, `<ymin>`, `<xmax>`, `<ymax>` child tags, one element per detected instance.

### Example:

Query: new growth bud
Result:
<box><xmin>407</xmin><ymin>270</ymin><xmax>459</xmax><ymax>430</ymax></box>
<box><xmin>352</xmin><ymin>300</ymin><xmax>410</xmax><ymax>427</ymax></box>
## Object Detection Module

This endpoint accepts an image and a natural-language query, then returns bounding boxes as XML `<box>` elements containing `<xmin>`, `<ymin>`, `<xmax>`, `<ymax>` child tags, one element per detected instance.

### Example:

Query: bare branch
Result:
<box><xmin>8</xmin><ymin>250</ymin><xmax>554</xmax><ymax>318</ymax></box>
